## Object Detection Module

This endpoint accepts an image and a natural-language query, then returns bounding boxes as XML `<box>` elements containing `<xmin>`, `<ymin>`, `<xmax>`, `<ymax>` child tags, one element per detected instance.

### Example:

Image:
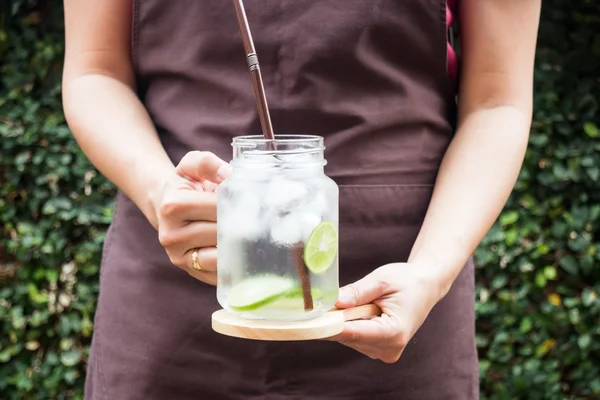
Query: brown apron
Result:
<box><xmin>84</xmin><ymin>1</ymin><xmax>479</xmax><ymax>398</ymax></box>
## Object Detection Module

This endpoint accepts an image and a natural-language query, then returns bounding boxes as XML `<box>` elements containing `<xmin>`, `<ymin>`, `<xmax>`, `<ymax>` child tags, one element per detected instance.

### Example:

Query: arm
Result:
<box><xmin>62</xmin><ymin>0</ymin><xmax>231</xmax><ymax>284</ymax></box>
<box><xmin>408</xmin><ymin>0</ymin><xmax>542</xmax><ymax>297</ymax></box>
<box><xmin>62</xmin><ymin>0</ymin><xmax>174</xmax><ymax>229</ymax></box>
<box><xmin>328</xmin><ymin>0</ymin><xmax>542</xmax><ymax>363</ymax></box>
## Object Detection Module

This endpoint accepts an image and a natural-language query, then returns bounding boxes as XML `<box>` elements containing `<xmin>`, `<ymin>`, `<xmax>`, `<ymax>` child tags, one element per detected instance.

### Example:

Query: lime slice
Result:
<box><xmin>303</xmin><ymin>221</ymin><xmax>338</xmax><ymax>274</ymax></box>
<box><xmin>228</xmin><ymin>275</ymin><xmax>295</xmax><ymax>311</ymax></box>
<box><xmin>261</xmin><ymin>288</ymin><xmax>323</xmax><ymax>312</ymax></box>
<box><xmin>283</xmin><ymin>287</ymin><xmax>324</xmax><ymax>299</ymax></box>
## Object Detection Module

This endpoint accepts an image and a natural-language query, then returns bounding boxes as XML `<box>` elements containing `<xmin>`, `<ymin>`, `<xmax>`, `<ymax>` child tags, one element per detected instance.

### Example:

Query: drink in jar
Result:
<box><xmin>216</xmin><ymin>135</ymin><xmax>339</xmax><ymax>321</ymax></box>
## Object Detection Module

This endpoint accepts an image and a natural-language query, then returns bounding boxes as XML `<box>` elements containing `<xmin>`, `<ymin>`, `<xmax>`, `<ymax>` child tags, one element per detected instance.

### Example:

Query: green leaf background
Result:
<box><xmin>1</xmin><ymin>0</ymin><xmax>599</xmax><ymax>399</ymax></box>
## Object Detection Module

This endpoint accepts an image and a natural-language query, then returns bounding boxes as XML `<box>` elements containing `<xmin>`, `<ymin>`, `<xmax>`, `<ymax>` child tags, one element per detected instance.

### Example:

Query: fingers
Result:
<box><xmin>186</xmin><ymin>247</ymin><xmax>217</xmax><ymax>286</ymax></box>
<box><xmin>336</xmin><ymin>271</ymin><xmax>389</xmax><ymax>308</ymax></box>
<box><xmin>159</xmin><ymin>222</ymin><xmax>217</xmax><ymax>267</ymax></box>
<box><xmin>327</xmin><ymin>315</ymin><xmax>408</xmax><ymax>364</ymax></box>
<box><xmin>338</xmin><ymin>342</ymin><xmax>378</xmax><ymax>360</ymax></box>
<box><xmin>187</xmin><ymin>269</ymin><xmax>218</xmax><ymax>286</ymax></box>
<box><xmin>156</xmin><ymin>151</ymin><xmax>230</xmax><ymax>286</ymax></box>
<box><xmin>181</xmin><ymin>247</ymin><xmax>218</xmax><ymax>286</ymax></box>
<box><xmin>159</xmin><ymin>220</ymin><xmax>217</xmax><ymax>250</ymax></box>
<box><xmin>185</xmin><ymin>246</ymin><xmax>218</xmax><ymax>272</ymax></box>
<box><xmin>328</xmin><ymin>316</ymin><xmax>395</xmax><ymax>344</ymax></box>
<box><xmin>339</xmin><ymin>340</ymin><xmax>405</xmax><ymax>364</ymax></box>
<box><xmin>159</xmin><ymin>190</ymin><xmax>217</xmax><ymax>222</ymax></box>
<box><xmin>176</xmin><ymin>151</ymin><xmax>232</xmax><ymax>185</ymax></box>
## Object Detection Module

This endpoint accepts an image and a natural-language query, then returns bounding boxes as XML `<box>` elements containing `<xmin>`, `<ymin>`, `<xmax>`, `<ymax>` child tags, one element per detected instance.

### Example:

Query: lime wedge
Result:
<box><xmin>228</xmin><ymin>275</ymin><xmax>296</xmax><ymax>311</ymax></box>
<box><xmin>303</xmin><ymin>221</ymin><xmax>338</xmax><ymax>274</ymax></box>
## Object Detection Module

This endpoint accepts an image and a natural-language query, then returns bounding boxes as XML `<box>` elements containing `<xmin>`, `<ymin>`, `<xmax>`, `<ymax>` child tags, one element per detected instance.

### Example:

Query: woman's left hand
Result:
<box><xmin>326</xmin><ymin>262</ymin><xmax>446</xmax><ymax>364</ymax></box>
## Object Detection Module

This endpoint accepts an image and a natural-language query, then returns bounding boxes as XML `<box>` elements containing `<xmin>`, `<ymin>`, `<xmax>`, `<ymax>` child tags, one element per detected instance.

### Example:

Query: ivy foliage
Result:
<box><xmin>474</xmin><ymin>0</ymin><xmax>600</xmax><ymax>398</ymax></box>
<box><xmin>1</xmin><ymin>3</ymin><xmax>114</xmax><ymax>399</ymax></box>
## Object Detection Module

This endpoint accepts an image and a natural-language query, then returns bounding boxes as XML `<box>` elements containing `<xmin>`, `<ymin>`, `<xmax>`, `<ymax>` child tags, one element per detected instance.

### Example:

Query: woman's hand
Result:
<box><xmin>155</xmin><ymin>151</ymin><xmax>232</xmax><ymax>285</ymax></box>
<box><xmin>326</xmin><ymin>263</ymin><xmax>445</xmax><ymax>363</ymax></box>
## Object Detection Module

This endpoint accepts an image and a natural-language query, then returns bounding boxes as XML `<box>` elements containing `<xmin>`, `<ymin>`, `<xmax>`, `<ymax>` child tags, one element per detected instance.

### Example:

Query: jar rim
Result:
<box><xmin>233</xmin><ymin>134</ymin><xmax>323</xmax><ymax>145</ymax></box>
<box><xmin>231</xmin><ymin>135</ymin><xmax>326</xmax><ymax>168</ymax></box>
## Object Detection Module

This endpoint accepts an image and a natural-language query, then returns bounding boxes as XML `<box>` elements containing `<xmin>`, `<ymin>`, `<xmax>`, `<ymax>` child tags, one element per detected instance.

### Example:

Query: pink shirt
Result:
<box><xmin>446</xmin><ymin>0</ymin><xmax>458</xmax><ymax>85</ymax></box>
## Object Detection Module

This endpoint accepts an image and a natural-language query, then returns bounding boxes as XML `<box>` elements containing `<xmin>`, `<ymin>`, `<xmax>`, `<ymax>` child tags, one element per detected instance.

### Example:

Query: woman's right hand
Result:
<box><xmin>154</xmin><ymin>151</ymin><xmax>232</xmax><ymax>285</ymax></box>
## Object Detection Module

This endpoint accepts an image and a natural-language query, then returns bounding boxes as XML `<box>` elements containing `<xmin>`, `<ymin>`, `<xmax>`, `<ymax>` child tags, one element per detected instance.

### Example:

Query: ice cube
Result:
<box><xmin>300</xmin><ymin>213</ymin><xmax>322</xmax><ymax>241</ymax></box>
<box><xmin>265</xmin><ymin>177</ymin><xmax>309</xmax><ymax>209</ymax></box>
<box><xmin>302</xmin><ymin>191</ymin><xmax>328</xmax><ymax>216</ymax></box>
<box><xmin>236</xmin><ymin>153</ymin><xmax>282</xmax><ymax>181</ymax></box>
<box><xmin>270</xmin><ymin>213</ymin><xmax>303</xmax><ymax>246</ymax></box>
<box><xmin>283</xmin><ymin>166</ymin><xmax>317</xmax><ymax>180</ymax></box>
<box><xmin>220</xmin><ymin>192</ymin><xmax>264</xmax><ymax>239</ymax></box>
<box><xmin>270</xmin><ymin>212</ymin><xmax>322</xmax><ymax>246</ymax></box>
<box><xmin>241</xmin><ymin>153</ymin><xmax>280</xmax><ymax>168</ymax></box>
<box><xmin>281</xmin><ymin>151</ymin><xmax>314</xmax><ymax>164</ymax></box>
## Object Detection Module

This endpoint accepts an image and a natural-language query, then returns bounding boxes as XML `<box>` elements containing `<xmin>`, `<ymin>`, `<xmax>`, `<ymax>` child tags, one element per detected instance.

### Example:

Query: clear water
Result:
<box><xmin>216</xmin><ymin>160</ymin><xmax>339</xmax><ymax>321</ymax></box>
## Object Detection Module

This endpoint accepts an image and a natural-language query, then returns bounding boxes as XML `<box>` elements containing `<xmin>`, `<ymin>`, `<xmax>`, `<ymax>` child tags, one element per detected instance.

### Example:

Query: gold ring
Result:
<box><xmin>191</xmin><ymin>249</ymin><xmax>203</xmax><ymax>272</ymax></box>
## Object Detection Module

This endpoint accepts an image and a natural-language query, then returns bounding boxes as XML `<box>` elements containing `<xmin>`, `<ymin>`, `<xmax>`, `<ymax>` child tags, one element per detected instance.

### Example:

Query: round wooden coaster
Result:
<box><xmin>211</xmin><ymin>304</ymin><xmax>382</xmax><ymax>341</ymax></box>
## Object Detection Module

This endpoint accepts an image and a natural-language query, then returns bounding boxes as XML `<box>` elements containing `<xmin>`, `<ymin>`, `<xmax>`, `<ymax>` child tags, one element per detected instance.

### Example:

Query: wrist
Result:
<box><xmin>409</xmin><ymin>229</ymin><xmax>474</xmax><ymax>297</ymax></box>
<box><xmin>135</xmin><ymin>161</ymin><xmax>174</xmax><ymax>230</ymax></box>
<box><xmin>150</xmin><ymin>172</ymin><xmax>173</xmax><ymax>226</ymax></box>
<box><xmin>408</xmin><ymin>251</ymin><xmax>467</xmax><ymax>302</ymax></box>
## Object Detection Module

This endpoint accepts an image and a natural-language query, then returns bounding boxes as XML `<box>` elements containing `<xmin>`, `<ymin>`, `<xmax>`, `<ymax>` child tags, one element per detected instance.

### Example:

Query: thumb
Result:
<box><xmin>176</xmin><ymin>151</ymin><xmax>232</xmax><ymax>184</ymax></box>
<box><xmin>336</xmin><ymin>271</ymin><xmax>387</xmax><ymax>309</ymax></box>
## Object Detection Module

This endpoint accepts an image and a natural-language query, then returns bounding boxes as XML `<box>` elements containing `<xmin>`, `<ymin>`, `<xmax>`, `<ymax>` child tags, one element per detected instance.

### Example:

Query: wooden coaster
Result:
<box><xmin>211</xmin><ymin>304</ymin><xmax>382</xmax><ymax>341</ymax></box>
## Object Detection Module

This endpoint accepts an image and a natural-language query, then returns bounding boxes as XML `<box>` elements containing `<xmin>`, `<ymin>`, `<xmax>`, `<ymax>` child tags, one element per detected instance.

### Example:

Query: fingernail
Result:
<box><xmin>338</xmin><ymin>297</ymin><xmax>352</xmax><ymax>306</ymax></box>
<box><xmin>338</xmin><ymin>290</ymin><xmax>353</xmax><ymax>306</ymax></box>
<box><xmin>217</xmin><ymin>164</ymin><xmax>232</xmax><ymax>180</ymax></box>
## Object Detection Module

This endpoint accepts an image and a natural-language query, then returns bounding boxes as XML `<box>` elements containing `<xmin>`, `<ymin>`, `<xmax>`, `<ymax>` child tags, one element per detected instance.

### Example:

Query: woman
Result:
<box><xmin>62</xmin><ymin>0</ymin><xmax>541</xmax><ymax>398</ymax></box>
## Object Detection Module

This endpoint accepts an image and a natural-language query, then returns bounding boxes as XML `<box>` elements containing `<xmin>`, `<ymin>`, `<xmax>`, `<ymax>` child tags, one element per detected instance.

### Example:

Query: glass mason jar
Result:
<box><xmin>216</xmin><ymin>135</ymin><xmax>339</xmax><ymax>321</ymax></box>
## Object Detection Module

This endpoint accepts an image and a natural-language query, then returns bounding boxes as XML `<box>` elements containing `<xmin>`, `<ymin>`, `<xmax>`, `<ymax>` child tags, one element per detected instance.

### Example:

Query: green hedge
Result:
<box><xmin>473</xmin><ymin>1</ymin><xmax>600</xmax><ymax>398</ymax></box>
<box><xmin>1</xmin><ymin>1</ymin><xmax>599</xmax><ymax>399</ymax></box>
<box><xmin>0</xmin><ymin>3</ymin><xmax>114</xmax><ymax>399</ymax></box>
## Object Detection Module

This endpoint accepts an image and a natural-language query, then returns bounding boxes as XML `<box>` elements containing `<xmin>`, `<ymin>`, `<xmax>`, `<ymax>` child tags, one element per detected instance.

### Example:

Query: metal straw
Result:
<box><xmin>231</xmin><ymin>0</ymin><xmax>275</xmax><ymax>141</ymax></box>
<box><xmin>231</xmin><ymin>1</ymin><xmax>314</xmax><ymax>311</ymax></box>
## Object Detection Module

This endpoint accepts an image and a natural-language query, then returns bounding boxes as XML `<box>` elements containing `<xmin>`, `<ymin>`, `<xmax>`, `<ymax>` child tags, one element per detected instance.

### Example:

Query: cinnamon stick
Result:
<box><xmin>292</xmin><ymin>243</ymin><xmax>313</xmax><ymax>311</ymax></box>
